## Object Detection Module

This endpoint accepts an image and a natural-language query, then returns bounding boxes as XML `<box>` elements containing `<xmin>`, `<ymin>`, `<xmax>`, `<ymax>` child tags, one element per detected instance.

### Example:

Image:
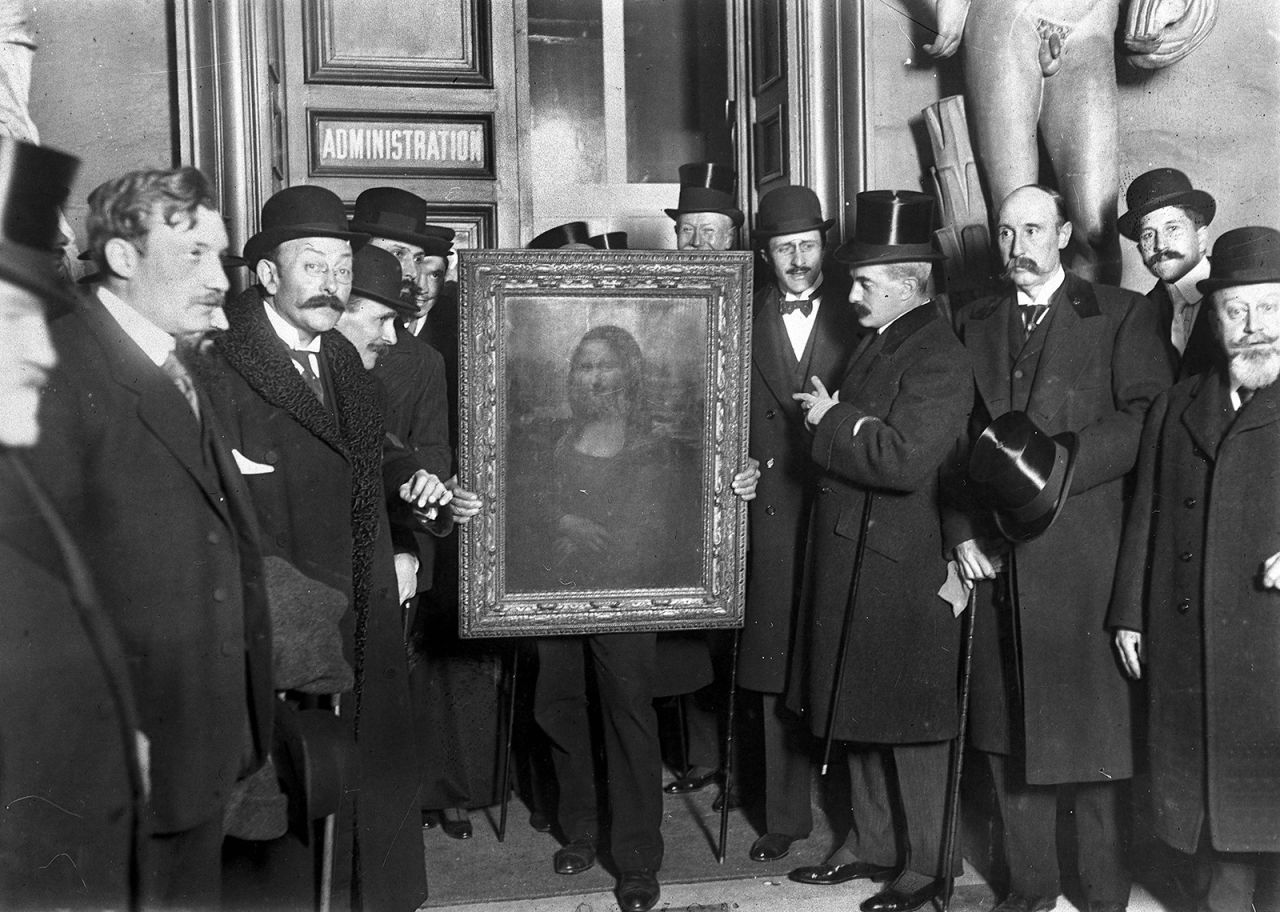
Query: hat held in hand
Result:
<box><xmin>969</xmin><ymin>411</ymin><xmax>1078</xmax><ymax>543</ymax></box>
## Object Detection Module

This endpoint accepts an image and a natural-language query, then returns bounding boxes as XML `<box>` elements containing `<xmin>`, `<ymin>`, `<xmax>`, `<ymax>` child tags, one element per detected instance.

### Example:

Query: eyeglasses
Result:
<box><xmin>301</xmin><ymin>261</ymin><xmax>353</xmax><ymax>284</ymax></box>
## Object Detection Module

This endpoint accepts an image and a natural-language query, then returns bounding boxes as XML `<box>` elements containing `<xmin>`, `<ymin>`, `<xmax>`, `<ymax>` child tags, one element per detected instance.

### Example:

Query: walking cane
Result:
<box><xmin>497</xmin><ymin>643</ymin><xmax>520</xmax><ymax>842</ymax></box>
<box><xmin>941</xmin><ymin>582</ymin><xmax>978</xmax><ymax>912</ymax></box>
<box><xmin>819</xmin><ymin>492</ymin><xmax>875</xmax><ymax>775</ymax></box>
<box><xmin>717</xmin><ymin>628</ymin><xmax>742</xmax><ymax>863</ymax></box>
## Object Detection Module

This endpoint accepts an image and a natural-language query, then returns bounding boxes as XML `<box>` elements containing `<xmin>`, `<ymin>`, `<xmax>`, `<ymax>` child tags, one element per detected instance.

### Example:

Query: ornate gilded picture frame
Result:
<box><xmin>458</xmin><ymin>249</ymin><xmax>753</xmax><ymax>638</ymax></box>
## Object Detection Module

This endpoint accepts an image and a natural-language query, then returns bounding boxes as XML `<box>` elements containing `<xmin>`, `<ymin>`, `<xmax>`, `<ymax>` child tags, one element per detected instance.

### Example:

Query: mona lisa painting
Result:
<box><xmin>457</xmin><ymin>248</ymin><xmax>753</xmax><ymax>637</ymax></box>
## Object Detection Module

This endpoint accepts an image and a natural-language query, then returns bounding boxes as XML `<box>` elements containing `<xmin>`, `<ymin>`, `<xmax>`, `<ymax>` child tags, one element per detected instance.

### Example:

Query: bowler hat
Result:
<box><xmin>527</xmin><ymin>221</ymin><xmax>591</xmax><ymax>249</ymax></box>
<box><xmin>664</xmin><ymin>162</ymin><xmax>744</xmax><ymax>227</ymax></box>
<box><xmin>834</xmin><ymin>190</ymin><xmax>944</xmax><ymax>265</ymax></box>
<box><xmin>0</xmin><ymin>137</ymin><xmax>79</xmax><ymax>307</ymax></box>
<box><xmin>588</xmin><ymin>231</ymin><xmax>628</xmax><ymax>250</ymax></box>
<box><xmin>1118</xmin><ymin>169</ymin><xmax>1215</xmax><ymax>241</ymax></box>
<box><xmin>1197</xmin><ymin>226</ymin><xmax>1280</xmax><ymax>294</ymax></box>
<box><xmin>349</xmin><ymin>186</ymin><xmax>453</xmax><ymax>257</ymax></box>
<box><xmin>968</xmin><ymin>411</ymin><xmax>1078</xmax><ymax>543</ymax></box>
<box><xmin>753</xmin><ymin>185</ymin><xmax>835</xmax><ymax>241</ymax></box>
<box><xmin>350</xmin><ymin>245</ymin><xmax>415</xmax><ymax>317</ymax></box>
<box><xmin>242</xmin><ymin>185</ymin><xmax>369</xmax><ymax>268</ymax></box>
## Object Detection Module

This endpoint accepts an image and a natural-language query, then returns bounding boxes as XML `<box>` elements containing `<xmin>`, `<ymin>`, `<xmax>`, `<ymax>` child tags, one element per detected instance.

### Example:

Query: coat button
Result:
<box><xmin>1177</xmin><ymin>598</ymin><xmax>1192</xmax><ymax>614</ymax></box>
<box><xmin>264</xmin><ymin>450</ymin><xmax>279</xmax><ymax>465</ymax></box>
<box><xmin>275</xmin><ymin>534</ymin><xmax>287</xmax><ymax>548</ymax></box>
<box><xmin>765</xmin><ymin>409</ymin><xmax>776</xmax><ymax>419</ymax></box>
<box><xmin>1013</xmin><ymin>369</ymin><xmax>1024</xmax><ymax>379</ymax></box>
<box><xmin>213</xmin><ymin>587</ymin><xmax>228</xmax><ymax>602</ymax></box>
<box><xmin>207</xmin><ymin>530</ymin><xmax>220</xmax><ymax>545</ymax></box>
<box><xmin>765</xmin><ymin>505</ymin><xmax>776</xmax><ymax>516</ymax></box>
<box><xmin>1183</xmin><ymin>497</ymin><xmax>1197</xmax><ymax>508</ymax></box>
<box><xmin>1180</xmin><ymin>551</ymin><xmax>1193</xmax><ymax>562</ymax></box>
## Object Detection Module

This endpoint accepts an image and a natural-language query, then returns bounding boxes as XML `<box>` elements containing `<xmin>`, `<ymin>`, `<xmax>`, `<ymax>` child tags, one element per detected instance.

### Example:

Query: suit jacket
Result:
<box><xmin>946</xmin><ymin>271</ymin><xmax>1174</xmax><ymax>783</ymax></box>
<box><xmin>0</xmin><ymin>452</ymin><xmax>142</xmax><ymax>909</ymax></box>
<box><xmin>786</xmin><ymin>303</ymin><xmax>972</xmax><ymax>742</ymax></box>
<box><xmin>23</xmin><ymin>291</ymin><xmax>273</xmax><ymax>834</ymax></box>
<box><xmin>1147</xmin><ymin>279</ymin><xmax>1220</xmax><ymax>381</ymax></box>
<box><xmin>740</xmin><ymin>280</ymin><xmax>862</xmax><ymax>693</ymax></box>
<box><xmin>1109</xmin><ymin>370</ymin><xmax>1280</xmax><ymax>852</ymax></box>
<box><xmin>199</xmin><ymin>287</ymin><xmax>426</xmax><ymax>911</ymax></box>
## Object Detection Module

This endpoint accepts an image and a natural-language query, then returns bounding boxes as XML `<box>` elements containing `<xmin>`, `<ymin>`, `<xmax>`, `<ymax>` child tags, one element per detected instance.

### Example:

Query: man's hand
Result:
<box><xmin>447</xmin><ymin>476</ymin><xmax>482</xmax><ymax>524</ymax></box>
<box><xmin>924</xmin><ymin>0</ymin><xmax>970</xmax><ymax>58</ymax></box>
<box><xmin>393</xmin><ymin>551</ymin><xmax>420</xmax><ymax>604</ymax></box>
<box><xmin>793</xmin><ymin>376</ymin><xmax>839</xmax><ymax>427</ymax></box>
<box><xmin>953</xmin><ymin>537</ymin><xmax>1006</xmax><ymax>584</ymax></box>
<box><xmin>1114</xmin><ymin>629</ymin><xmax>1144</xmax><ymax>680</ymax></box>
<box><xmin>1262</xmin><ymin>551</ymin><xmax>1280</xmax><ymax>590</ymax></box>
<box><xmin>732</xmin><ymin>457</ymin><xmax>760</xmax><ymax>501</ymax></box>
<box><xmin>399</xmin><ymin>470</ymin><xmax>453</xmax><ymax>515</ymax></box>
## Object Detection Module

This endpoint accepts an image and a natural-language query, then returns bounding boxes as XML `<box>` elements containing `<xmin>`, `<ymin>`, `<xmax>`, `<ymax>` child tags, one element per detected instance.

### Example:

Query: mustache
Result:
<box><xmin>1002</xmin><ymin>256</ymin><xmax>1041</xmax><ymax>279</ymax></box>
<box><xmin>1149</xmin><ymin>250</ymin><xmax>1185</xmax><ymax>263</ymax></box>
<box><xmin>400</xmin><ymin>277</ymin><xmax>422</xmax><ymax>303</ymax></box>
<box><xmin>303</xmin><ymin>293</ymin><xmax>344</xmax><ymax>312</ymax></box>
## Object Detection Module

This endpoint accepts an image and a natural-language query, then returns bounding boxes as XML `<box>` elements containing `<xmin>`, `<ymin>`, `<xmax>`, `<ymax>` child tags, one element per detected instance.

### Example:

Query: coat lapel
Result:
<box><xmin>1181</xmin><ymin>369</ymin><xmax>1234</xmax><ymax>459</ymax></box>
<box><xmin>1026</xmin><ymin>272</ymin><xmax>1107</xmax><ymax>426</ymax></box>
<box><xmin>1225</xmin><ymin>373</ymin><xmax>1280</xmax><ymax>438</ymax></box>
<box><xmin>964</xmin><ymin>295</ymin><xmax>1012</xmax><ymax>419</ymax></box>
<box><xmin>753</xmin><ymin>284</ymin><xmax>803</xmax><ymax>412</ymax></box>
<box><xmin>808</xmin><ymin>290</ymin><xmax>860</xmax><ymax>390</ymax></box>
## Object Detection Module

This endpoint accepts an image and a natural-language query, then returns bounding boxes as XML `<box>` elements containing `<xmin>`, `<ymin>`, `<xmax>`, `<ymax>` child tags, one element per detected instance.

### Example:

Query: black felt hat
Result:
<box><xmin>588</xmin><ymin>231</ymin><xmax>628</xmax><ymax>250</ymax></box>
<box><xmin>349</xmin><ymin>187</ymin><xmax>453</xmax><ymax>257</ymax></box>
<box><xmin>834</xmin><ymin>190</ymin><xmax>944</xmax><ymax>265</ymax></box>
<box><xmin>664</xmin><ymin>162</ymin><xmax>744</xmax><ymax>227</ymax></box>
<box><xmin>753</xmin><ymin>185</ymin><xmax>835</xmax><ymax>241</ymax></box>
<box><xmin>1118</xmin><ymin>169</ymin><xmax>1215</xmax><ymax>241</ymax></box>
<box><xmin>527</xmin><ymin>221</ymin><xmax>591</xmax><ymax>249</ymax></box>
<box><xmin>1197</xmin><ymin>226</ymin><xmax>1280</xmax><ymax>294</ymax></box>
<box><xmin>0</xmin><ymin>137</ymin><xmax>79</xmax><ymax>307</ymax></box>
<box><xmin>968</xmin><ymin>411</ymin><xmax>1078</xmax><ymax>543</ymax></box>
<box><xmin>350</xmin><ymin>245</ymin><xmax>415</xmax><ymax>317</ymax></box>
<box><xmin>242</xmin><ymin>185</ymin><xmax>369</xmax><ymax>268</ymax></box>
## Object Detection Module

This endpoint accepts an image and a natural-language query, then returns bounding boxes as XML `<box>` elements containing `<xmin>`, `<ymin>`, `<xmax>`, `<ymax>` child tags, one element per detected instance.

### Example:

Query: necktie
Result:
<box><xmin>1177</xmin><ymin>301</ymin><xmax>1197</xmax><ymax>353</ymax></box>
<box><xmin>1239</xmin><ymin>387</ymin><xmax>1255</xmax><ymax>407</ymax></box>
<box><xmin>160</xmin><ymin>350</ymin><xmax>201</xmax><ymax>421</ymax></box>
<box><xmin>1020</xmin><ymin>303</ymin><xmax>1048</xmax><ymax>340</ymax></box>
<box><xmin>289</xmin><ymin>349</ymin><xmax>325</xmax><ymax>406</ymax></box>
<box><xmin>779</xmin><ymin>295</ymin><xmax>813</xmax><ymax>317</ymax></box>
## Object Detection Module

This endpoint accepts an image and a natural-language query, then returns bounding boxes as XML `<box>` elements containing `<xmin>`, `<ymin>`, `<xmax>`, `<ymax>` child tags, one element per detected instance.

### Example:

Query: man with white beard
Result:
<box><xmin>1109</xmin><ymin>226</ymin><xmax>1280</xmax><ymax>912</ymax></box>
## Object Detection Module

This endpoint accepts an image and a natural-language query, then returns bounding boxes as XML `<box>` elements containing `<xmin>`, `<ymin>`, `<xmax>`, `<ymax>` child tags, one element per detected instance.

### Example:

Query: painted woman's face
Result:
<box><xmin>569</xmin><ymin>339</ymin><xmax>631</xmax><ymax>421</ymax></box>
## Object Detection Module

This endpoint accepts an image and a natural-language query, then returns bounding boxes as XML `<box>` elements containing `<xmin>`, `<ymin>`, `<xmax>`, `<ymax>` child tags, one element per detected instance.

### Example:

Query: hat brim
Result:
<box><xmin>833</xmin><ymin>240</ymin><xmax>946</xmax><ymax>266</ymax></box>
<box><xmin>1197</xmin><ymin>269</ymin><xmax>1280</xmax><ymax>295</ymax></box>
<box><xmin>1118</xmin><ymin>189</ymin><xmax>1216</xmax><ymax>240</ymax></box>
<box><xmin>0</xmin><ymin>241</ymin><xmax>77</xmax><ymax>315</ymax></box>
<box><xmin>992</xmin><ymin>431</ymin><xmax>1079</xmax><ymax>543</ymax></box>
<box><xmin>348</xmin><ymin>221</ymin><xmax>452</xmax><ymax>257</ymax></box>
<box><xmin>242</xmin><ymin>226</ymin><xmax>371</xmax><ymax>268</ymax></box>
<box><xmin>666</xmin><ymin>206</ymin><xmax>745</xmax><ymax>228</ymax></box>
<box><xmin>753</xmin><ymin>217</ymin><xmax>836</xmax><ymax>241</ymax></box>
<box><xmin>350</xmin><ymin>284</ymin><xmax>417</xmax><ymax>318</ymax></box>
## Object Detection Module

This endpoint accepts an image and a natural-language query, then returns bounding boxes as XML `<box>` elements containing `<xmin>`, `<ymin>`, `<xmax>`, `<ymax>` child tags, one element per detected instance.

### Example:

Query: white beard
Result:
<box><xmin>1229</xmin><ymin>345</ymin><xmax>1280</xmax><ymax>391</ymax></box>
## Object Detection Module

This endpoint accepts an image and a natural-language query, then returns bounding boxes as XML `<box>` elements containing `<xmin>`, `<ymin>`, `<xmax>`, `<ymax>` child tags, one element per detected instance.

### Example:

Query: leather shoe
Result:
<box><xmin>616</xmin><ymin>869</ymin><xmax>660</xmax><ymax>912</ymax></box>
<box><xmin>553</xmin><ymin>839</ymin><xmax>596</xmax><ymax>875</ymax></box>
<box><xmin>663</xmin><ymin>767</ymin><xmax>720</xmax><ymax>794</ymax></box>
<box><xmin>440</xmin><ymin>816</ymin><xmax>472</xmax><ymax>840</ymax></box>
<box><xmin>860</xmin><ymin>879</ymin><xmax>943</xmax><ymax>912</ymax></box>
<box><xmin>992</xmin><ymin>894</ymin><xmax>1058</xmax><ymax>912</ymax></box>
<box><xmin>528</xmin><ymin>810</ymin><xmax>553</xmax><ymax>833</ymax></box>
<box><xmin>749</xmin><ymin>832</ymin><xmax>797</xmax><ymax>862</ymax></box>
<box><xmin>789</xmin><ymin>861</ymin><xmax>896</xmax><ymax>886</ymax></box>
<box><xmin>711</xmin><ymin>789</ymin><xmax>742</xmax><ymax>812</ymax></box>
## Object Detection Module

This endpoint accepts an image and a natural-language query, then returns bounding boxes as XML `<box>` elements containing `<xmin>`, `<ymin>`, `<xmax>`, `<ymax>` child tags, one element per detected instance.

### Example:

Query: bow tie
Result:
<box><xmin>779</xmin><ymin>295</ymin><xmax>814</xmax><ymax>317</ymax></box>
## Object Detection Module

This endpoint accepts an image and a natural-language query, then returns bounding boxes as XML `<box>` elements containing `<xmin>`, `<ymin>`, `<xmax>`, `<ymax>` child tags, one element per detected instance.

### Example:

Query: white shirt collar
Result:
<box><xmin>783</xmin><ymin>273</ymin><xmax>825</xmax><ymax>302</ymax></box>
<box><xmin>1167</xmin><ymin>256</ymin><xmax>1211</xmax><ymax>307</ymax></box>
<box><xmin>1015</xmin><ymin>265</ymin><xmax>1066</xmax><ymax>310</ymax></box>
<box><xmin>96</xmin><ymin>286</ymin><xmax>175</xmax><ymax>367</ymax></box>
<box><xmin>262</xmin><ymin>299</ymin><xmax>322</xmax><ymax>352</ymax></box>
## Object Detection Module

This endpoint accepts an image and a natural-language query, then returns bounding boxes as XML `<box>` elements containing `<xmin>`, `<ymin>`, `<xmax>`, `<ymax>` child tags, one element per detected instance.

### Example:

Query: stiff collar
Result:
<box><xmin>262</xmin><ymin>299</ymin><xmax>322</xmax><ymax>352</ymax></box>
<box><xmin>96</xmin><ymin>286</ymin><xmax>175</xmax><ymax>367</ymax></box>
<box><xmin>1167</xmin><ymin>256</ymin><xmax>1212</xmax><ymax>307</ymax></box>
<box><xmin>782</xmin><ymin>272</ymin><xmax>825</xmax><ymax>302</ymax></box>
<box><xmin>1015</xmin><ymin>265</ymin><xmax>1066</xmax><ymax>309</ymax></box>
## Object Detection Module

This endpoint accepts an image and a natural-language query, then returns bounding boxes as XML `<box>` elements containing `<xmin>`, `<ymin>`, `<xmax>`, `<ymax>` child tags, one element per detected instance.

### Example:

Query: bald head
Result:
<box><xmin>996</xmin><ymin>185</ymin><xmax>1073</xmax><ymax>296</ymax></box>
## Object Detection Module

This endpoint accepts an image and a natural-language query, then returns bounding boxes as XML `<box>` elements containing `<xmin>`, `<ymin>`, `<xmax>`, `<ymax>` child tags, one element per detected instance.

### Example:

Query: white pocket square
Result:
<box><xmin>232</xmin><ymin>448</ymin><xmax>275</xmax><ymax>475</ymax></box>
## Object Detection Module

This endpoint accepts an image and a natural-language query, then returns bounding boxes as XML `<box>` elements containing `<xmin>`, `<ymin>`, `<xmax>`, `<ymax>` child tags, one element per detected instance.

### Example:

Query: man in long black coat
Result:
<box><xmin>1109</xmin><ymin>227</ymin><xmax>1280</xmax><ymax>912</ymax></box>
<box><xmin>946</xmin><ymin>185</ymin><xmax>1174</xmax><ymax>912</ymax></box>
<box><xmin>25</xmin><ymin>166</ymin><xmax>274</xmax><ymax>909</ymax></box>
<box><xmin>0</xmin><ymin>139</ymin><xmax>145</xmax><ymax>911</ymax></box>
<box><xmin>786</xmin><ymin>191</ymin><xmax>972</xmax><ymax>912</ymax></box>
<box><xmin>738</xmin><ymin>184</ymin><xmax>860</xmax><ymax>862</ymax></box>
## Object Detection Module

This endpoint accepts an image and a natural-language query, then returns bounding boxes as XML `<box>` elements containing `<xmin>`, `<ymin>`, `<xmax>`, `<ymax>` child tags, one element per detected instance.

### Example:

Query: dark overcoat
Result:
<box><xmin>945</xmin><ymin>271</ymin><xmax>1174</xmax><ymax>783</ymax></box>
<box><xmin>1109</xmin><ymin>370</ymin><xmax>1280</xmax><ymax>853</ymax></box>
<box><xmin>200</xmin><ymin>288</ymin><xmax>426</xmax><ymax>911</ymax></box>
<box><xmin>787</xmin><ymin>303</ymin><xmax>972</xmax><ymax>742</ymax></box>
<box><xmin>1146</xmin><ymin>279</ymin><xmax>1220</xmax><ymax>380</ymax></box>
<box><xmin>24</xmin><ymin>292</ymin><xmax>273</xmax><ymax>834</ymax></box>
<box><xmin>0</xmin><ymin>452</ymin><xmax>142</xmax><ymax>909</ymax></box>
<box><xmin>740</xmin><ymin>280</ymin><xmax>861</xmax><ymax>693</ymax></box>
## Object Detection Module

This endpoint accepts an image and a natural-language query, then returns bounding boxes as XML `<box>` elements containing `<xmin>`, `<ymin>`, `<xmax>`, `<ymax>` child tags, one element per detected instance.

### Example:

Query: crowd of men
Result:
<box><xmin>0</xmin><ymin>132</ymin><xmax>1277</xmax><ymax>912</ymax></box>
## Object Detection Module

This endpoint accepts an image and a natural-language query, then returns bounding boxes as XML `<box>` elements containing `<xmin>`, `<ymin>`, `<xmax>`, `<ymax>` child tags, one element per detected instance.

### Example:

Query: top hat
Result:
<box><xmin>242</xmin><ymin>185</ymin><xmax>369</xmax><ymax>268</ymax></box>
<box><xmin>348</xmin><ymin>187</ymin><xmax>453</xmax><ymax>257</ymax></box>
<box><xmin>664</xmin><ymin>162</ymin><xmax>744</xmax><ymax>227</ymax></box>
<box><xmin>274</xmin><ymin>703</ymin><xmax>353</xmax><ymax>834</ymax></box>
<box><xmin>588</xmin><ymin>231</ymin><xmax>628</xmax><ymax>250</ymax></box>
<box><xmin>0</xmin><ymin>137</ymin><xmax>79</xmax><ymax>306</ymax></box>
<box><xmin>1118</xmin><ymin>169</ymin><xmax>1216</xmax><ymax>241</ymax></box>
<box><xmin>349</xmin><ymin>244</ymin><xmax>415</xmax><ymax>317</ymax></box>
<box><xmin>527</xmin><ymin>221</ymin><xmax>592</xmax><ymax>250</ymax></box>
<box><xmin>968</xmin><ymin>411</ymin><xmax>1078</xmax><ymax>543</ymax></box>
<box><xmin>753</xmin><ymin>185</ymin><xmax>835</xmax><ymax>241</ymax></box>
<box><xmin>834</xmin><ymin>190</ymin><xmax>944</xmax><ymax>265</ymax></box>
<box><xmin>1196</xmin><ymin>226</ymin><xmax>1280</xmax><ymax>295</ymax></box>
